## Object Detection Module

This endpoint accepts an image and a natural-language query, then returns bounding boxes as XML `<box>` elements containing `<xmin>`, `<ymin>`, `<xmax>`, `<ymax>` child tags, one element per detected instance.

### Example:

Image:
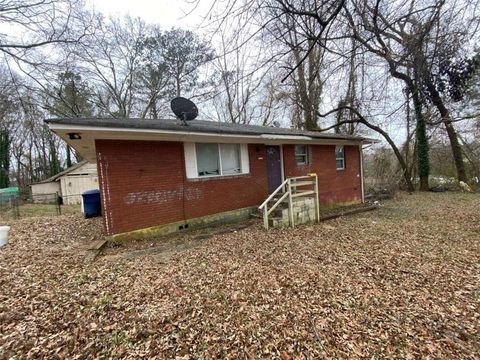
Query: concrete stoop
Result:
<box><xmin>269</xmin><ymin>197</ymin><xmax>317</xmax><ymax>228</ymax></box>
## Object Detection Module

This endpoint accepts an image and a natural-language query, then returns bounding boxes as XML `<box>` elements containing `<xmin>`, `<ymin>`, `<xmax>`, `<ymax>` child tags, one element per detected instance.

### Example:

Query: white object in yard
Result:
<box><xmin>459</xmin><ymin>181</ymin><xmax>472</xmax><ymax>193</ymax></box>
<box><xmin>0</xmin><ymin>226</ymin><xmax>11</xmax><ymax>247</ymax></box>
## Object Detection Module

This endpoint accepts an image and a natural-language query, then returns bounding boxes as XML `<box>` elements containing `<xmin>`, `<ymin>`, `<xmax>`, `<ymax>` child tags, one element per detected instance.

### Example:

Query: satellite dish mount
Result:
<box><xmin>170</xmin><ymin>97</ymin><xmax>198</xmax><ymax>125</ymax></box>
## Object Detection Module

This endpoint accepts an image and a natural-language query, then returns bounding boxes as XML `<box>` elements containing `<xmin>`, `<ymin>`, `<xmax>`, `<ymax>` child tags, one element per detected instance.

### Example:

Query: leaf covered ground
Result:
<box><xmin>1</xmin><ymin>193</ymin><xmax>479</xmax><ymax>359</ymax></box>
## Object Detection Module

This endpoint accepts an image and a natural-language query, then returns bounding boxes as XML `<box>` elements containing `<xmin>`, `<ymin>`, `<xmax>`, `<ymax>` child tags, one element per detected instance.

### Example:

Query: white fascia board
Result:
<box><xmin>260</xmin><ymin>134</ymin><xmax>313</xmax><ymax>140</ymax></box>
<box><xmin>48</xmin><ymin>123</ymin><xmax>363</xmax><ymax>145</ymax></box>
<box><xmin>49</xmin><ymin>123</ymin><xmax>255</xmax><ymax>141</ymax></box>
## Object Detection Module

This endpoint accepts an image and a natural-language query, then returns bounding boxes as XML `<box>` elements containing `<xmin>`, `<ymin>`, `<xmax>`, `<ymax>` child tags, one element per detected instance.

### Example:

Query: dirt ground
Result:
<box><xmin>0</xmin><ymin>192</ymin><xmax>479</xmax><ymax>359</ymax></box>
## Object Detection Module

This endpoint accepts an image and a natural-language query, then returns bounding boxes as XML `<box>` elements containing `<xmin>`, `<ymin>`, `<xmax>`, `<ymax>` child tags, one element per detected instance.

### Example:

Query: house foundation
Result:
<box><xmin>110</xmin><ymin>206</ymin><xmax>257</xmax><ymax>242</ymax></box>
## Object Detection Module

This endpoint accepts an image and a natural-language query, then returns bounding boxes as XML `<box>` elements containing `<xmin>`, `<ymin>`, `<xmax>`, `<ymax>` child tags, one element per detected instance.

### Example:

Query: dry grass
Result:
<box><xmin>0</xmin><ymin>192</ymin><xmax>479</xmax><ymax>359</ymax></box>
<box><xmin>0</xmin><ymin>203</ymin><xmax>80</xmax><ymax>221</ymax></box>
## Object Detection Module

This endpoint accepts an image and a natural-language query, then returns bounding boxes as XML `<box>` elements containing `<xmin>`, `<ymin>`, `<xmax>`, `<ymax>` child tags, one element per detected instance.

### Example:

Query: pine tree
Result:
<box><xmin>0</xmin><ymin>131</ymin><xmax>10</xmax><ymax>188</ymax></box>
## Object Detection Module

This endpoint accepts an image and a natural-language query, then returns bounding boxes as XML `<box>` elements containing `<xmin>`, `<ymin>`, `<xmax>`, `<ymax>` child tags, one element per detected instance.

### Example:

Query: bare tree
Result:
<box><xmin>346</xmin><ymin>0</ymin><xmax>479</xmax><ymax>185</ymax></box>
<box><xmin>212</xmin><ymin>28</ymin><xmax>270</xmax><ymax>124</ymax></box>
<box><xmin>76</xmin><ymin>15</ymin><xmax>146</xmax><ymax>118</ymax></box>
<box><xmin>0</xmin><ymin>0</ymin><xmax>94</xmax><ymax>65</ymax></box>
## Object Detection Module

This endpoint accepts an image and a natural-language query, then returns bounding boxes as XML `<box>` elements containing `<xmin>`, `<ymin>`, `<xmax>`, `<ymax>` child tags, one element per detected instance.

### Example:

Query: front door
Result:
<box><xmin>266</xmin><ymin>145</ymin><xmax>282</xmax><ymax>194</ymax></box>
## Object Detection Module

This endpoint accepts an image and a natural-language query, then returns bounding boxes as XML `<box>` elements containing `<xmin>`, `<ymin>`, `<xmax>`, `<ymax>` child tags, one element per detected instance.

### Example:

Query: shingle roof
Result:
<box><xmin>33</xmin><ymin>160</ymin><xmax>88</xmax><ymax>184</ymax></box>
<box><xmin>45</xmin><ymin>117</ymin><xmax>374</xmax><ymax>142</ymax></box>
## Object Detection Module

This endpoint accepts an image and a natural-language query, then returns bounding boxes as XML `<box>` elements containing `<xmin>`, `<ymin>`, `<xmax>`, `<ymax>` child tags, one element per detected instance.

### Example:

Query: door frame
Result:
<box><xmin>279</xmin><ymin>144</ymin><xmax>285</xmax><ymax>183</ymax></box>
<box><xmin>265</xmin><ymin>144</ymin><xmax>285</xmax><ymax>193</ymax></box>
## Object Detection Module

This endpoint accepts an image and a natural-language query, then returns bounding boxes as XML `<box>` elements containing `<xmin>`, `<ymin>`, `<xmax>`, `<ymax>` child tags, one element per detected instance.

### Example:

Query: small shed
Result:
<box><xmin>30</xmin><ymin>161</ymin><xmax>98</xmax><ymax>205</ymax></box>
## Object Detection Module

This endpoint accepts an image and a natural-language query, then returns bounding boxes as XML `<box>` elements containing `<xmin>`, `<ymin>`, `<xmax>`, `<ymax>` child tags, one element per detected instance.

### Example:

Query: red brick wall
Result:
<box><xmin>95</xmin><ymin>140</ymin><xmax>269</xmax><ymax>235</ymax></box>
<box><xmin>95</xmin><ymin>140</ymin><xmax>362</xmax><ymax>235</ymax></box>
<box><xmin>283</xmin><ymin>144</ymin><xmax>362</xmax><ymax>204</ymax></box>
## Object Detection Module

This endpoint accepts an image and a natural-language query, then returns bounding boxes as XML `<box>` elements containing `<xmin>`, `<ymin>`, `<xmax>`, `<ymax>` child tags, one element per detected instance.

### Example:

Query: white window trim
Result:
<box><xmin>335</xmin><ymin>145</ymin><xmax>345</xmax><ymax>170</ymax></box>
<box><xmin>184</xmin><ymin>142</ymin><xmax>250</xmax><ymax>179</ymax></box>
<box><xmin>295</xmin><ymin>144</ymin><xmax>309</xmax><ymax>165</ymax></box>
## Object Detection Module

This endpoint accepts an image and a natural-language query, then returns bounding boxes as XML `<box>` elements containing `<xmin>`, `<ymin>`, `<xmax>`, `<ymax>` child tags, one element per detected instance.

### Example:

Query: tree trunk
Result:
<box><xmin>346</xmin><ymin>37</ymin><xmax>357</xmax><ymax>135</ymax></box>
<box><xmin>424</xmin><ymin>80</ymin><xmax>468</xmax><ymax>183</ymax></box>
<box><xmin>411</xmin><ymin>86</ymin><xmax>430</xmax><ymax>191</ymax></box>
<box><xmin>457</xmin><ymin>134</ymin><xmax>480</xmax><ymax>184</ymax></box>
<box><xmin>0</xmin><ymin>131</ymin><xmax>10</xmax><ymax>188</ymax></box>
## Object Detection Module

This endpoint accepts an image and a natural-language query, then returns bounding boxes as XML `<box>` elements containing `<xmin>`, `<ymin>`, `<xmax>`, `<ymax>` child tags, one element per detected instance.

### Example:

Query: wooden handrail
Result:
<box><xmin>267</xmin><ymin>191</ymin><xmax>289</xmax><ymax>216</ymax></box>
<box><xmin>258</xmin><ymin>178</ymin><xmax>290</xmax><ymax>209</ymax></box>
<box><xmin>288</xmin><ymin>175</ymin><xmax>314</xmax><ymax>181</ymax></box>
<box><xmin>259</xmin><ymin>174</ymin><xmax>320</xmax><ymax>230</ymax></box>
<box><xmin>290</xmin><ymin>180</ymin><xmax>315</xmax><ymax>187</ymax></box>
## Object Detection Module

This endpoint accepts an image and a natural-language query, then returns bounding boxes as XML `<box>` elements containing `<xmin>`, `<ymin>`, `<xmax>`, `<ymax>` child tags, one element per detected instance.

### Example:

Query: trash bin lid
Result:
<box><xmin>82</xmin><ymin>189</ymin><xmax>100</xmax><ymax>195</ymax></box>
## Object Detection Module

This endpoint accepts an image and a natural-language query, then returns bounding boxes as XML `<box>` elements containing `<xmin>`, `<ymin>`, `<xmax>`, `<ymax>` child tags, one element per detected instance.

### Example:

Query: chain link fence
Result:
<box><xmin>0</xmin><ymin>193</ymin><xmax>82</xmax><ymax>220</ymax></box>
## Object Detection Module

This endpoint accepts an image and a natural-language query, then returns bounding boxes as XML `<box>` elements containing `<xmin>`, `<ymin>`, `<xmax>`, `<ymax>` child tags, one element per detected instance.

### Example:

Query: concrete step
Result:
<box><xmin>268</xmin><ymin>216</ymin><xmax>284</xmax><ymax>227</ymax></box>
<box><xmin>272</xmin><ymin>193</ymin><xmax>286</xmax><ymax>197</ymax></box>
<box><xmin>270</xmin><ymin>208</ymin><xmax>287</xmax><ymax>217</ymax></box>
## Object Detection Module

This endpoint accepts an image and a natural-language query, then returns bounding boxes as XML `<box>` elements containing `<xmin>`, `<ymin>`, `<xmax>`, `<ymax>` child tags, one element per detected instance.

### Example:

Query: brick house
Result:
<box><xmin>46</xmin><ymin>118</ymin><xmax>374</xmax><ymax>239</ymax></box>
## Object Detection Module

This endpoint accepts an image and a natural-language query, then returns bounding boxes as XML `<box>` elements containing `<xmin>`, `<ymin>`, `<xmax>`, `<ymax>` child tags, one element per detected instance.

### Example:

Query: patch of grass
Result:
<box><xmin>73</xmin><ymin>273</ymin><xmax>91</xmax><ymax>286</ymax></box>
<box><xmin>0</xmin><ymin>203</ymin><xmax>80</xmax><ymax>221</ymax></box>
<box><xmin>111</xmin><ymin>330</ymin><xmax>131</xmax><ymax>346</ymax></box>
<box><xmin>90</xmin><ymin>294</ymin><xmax>113</xmax><ymax>313</ymax></box>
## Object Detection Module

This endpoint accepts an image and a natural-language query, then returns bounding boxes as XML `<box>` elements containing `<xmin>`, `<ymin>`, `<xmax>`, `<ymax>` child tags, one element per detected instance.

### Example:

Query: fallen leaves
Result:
<box><xmin>0</xmin><ymin>192</ymin><xmax>479</xmax><ymax>358</ymax></box>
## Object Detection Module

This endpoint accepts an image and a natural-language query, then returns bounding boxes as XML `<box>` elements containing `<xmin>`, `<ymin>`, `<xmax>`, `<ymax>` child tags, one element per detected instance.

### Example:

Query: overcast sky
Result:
<box><xmin>88</xmin><ymin>0</ymin><xmax>204</xmax><ymax>29</ymax></box>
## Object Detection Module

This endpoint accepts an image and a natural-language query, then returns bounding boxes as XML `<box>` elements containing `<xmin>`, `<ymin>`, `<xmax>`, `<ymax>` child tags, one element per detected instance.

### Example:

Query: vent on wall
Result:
<box><xmin>178</xmin><ymin>223</ymin><xmax>189</xmax><ymax>230</ymax></box>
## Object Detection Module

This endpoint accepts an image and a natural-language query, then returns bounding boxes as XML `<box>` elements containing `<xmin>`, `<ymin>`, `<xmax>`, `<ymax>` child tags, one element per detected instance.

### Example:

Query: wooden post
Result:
<box><xmin>263</xmin><ymin>205</ymin><xmax>268</xmax><ymax>230</ymax></box>
<box><xmin>13</xmin><ymin>197</ymin><xmax>20</xmax><ymax>219</ymax></box>
<box><xmin>56</xmin><ymin>192</ymin><xmax>62</xmax><ymax>215</ymax></box>
<box><xmin>288</xmin><ymin>179</ymin><xmax>294</xmax><ymax>228</ymax></box>
<box><xmin>314</xmin><ymin>174</ymin><xmax>320</xmax><ymax>222</ymax></box>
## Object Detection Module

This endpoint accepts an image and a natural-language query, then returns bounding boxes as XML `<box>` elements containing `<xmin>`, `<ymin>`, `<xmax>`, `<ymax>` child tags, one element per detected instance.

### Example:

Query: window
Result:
<box><xmin>196</xmin><ymin>143</ymin><xmax>220</xmax><ymax>176</ymax></box>
<box><xmin>335</xmin><ymin>146</ymin><xmax>345</xmax><ymax>170</ymax></box>
<box><xmin>192</xmin><ymin>143</ymin><xmax>245</xmax><ymax>178</ymax></box>
<box><xmin>295</xmin><ymin>145</ymin><xmax>309</xmax><ymax>165</ymax></box>
<box><xmin>220</xmin><ymin>144</ymin><xmax>241</xmax><ymax>175</ymax></box>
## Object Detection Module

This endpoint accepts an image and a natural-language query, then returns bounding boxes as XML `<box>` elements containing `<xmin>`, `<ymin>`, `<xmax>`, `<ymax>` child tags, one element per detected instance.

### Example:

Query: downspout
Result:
<box><xmin>97</xmin><ymin>151</ymin><xmax>112</xmax><ymax>235</ymax></box>
<box><xmin>359</xmin><ymin>144</ymin><xmax>367</xmax><ymax>203</ymax></box>
<box><xmin>181</xmin><ymin>143</ymin><xmax>187</xmax><ymax>225</ymax></box>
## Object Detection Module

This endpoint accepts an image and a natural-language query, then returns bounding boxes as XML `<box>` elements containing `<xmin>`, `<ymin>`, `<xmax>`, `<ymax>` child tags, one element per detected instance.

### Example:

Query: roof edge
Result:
<box><xmin>46</xmin><ymin>118</ymin><xmax>374</xmax><ymax>143</ymax></box>
<box><xmin>31</xmin><ymin>160</ymin><xmax>89</xmax><ymax>184</ymax></box>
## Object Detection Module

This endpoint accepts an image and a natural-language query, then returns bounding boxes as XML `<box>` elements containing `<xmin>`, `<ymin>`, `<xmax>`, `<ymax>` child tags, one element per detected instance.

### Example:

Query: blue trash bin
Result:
<box><xmin>82</xmin><ymin>189</ymin><xmax>101</xmax><ymax>218</ymax></box>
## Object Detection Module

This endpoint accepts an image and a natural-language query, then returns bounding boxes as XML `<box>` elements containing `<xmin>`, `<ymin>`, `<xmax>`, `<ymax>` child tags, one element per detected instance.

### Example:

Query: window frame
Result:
<box><xmin>295</xmin><ymin>144</ymin><xmax>309</xmax><ymax>165</ymax></box>
<box><xmin>185</xmin><ymin>142</ymin><xmax>249</xmax><ymax>179</ymax></box>
<box><xmin>335</xmin><ymin>145</ymin><xmax>345</xmax><ymax>170</ymax></box>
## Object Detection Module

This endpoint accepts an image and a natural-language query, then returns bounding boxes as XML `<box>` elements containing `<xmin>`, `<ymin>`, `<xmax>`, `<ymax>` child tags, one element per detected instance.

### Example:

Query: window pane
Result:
<box><xmin>196</xmin><ymin>143</ymin><xmax>220</xmax><ymax>176</ymax></box>
<box><xmin>295</xmin><ymin>145</ymin><xmax>308</xmax><ymax>164</ymax></box>
<box><xmin>220</xmin><ymin>144</ymin><xmax>241</xmax><ymax>174</ymax></box>
<box><xmin>295</xmin><ymin>145</ymin><xmax>306</xmax><ymax>155</ymax></box>
<box><xmin>335</xmin><ymin>146</ymin><xmax>345</xmax><ymax>169</ymax></box>
<box><xmin>295</xmin><ymin>155</ymin><xmax>306</xmax><ymax>163</ymax></box>
<box><xmin>335</xmin><ymin>146</ymin><xmax>344</xmax><ymax>158</ymax></box>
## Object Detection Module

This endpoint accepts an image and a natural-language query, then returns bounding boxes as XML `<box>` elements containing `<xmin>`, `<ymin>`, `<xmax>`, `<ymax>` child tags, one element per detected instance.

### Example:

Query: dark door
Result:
<box><xmin>266</xmin><ymin>145</ymin><xmax>282</xmax><ymax>193</ymax></box>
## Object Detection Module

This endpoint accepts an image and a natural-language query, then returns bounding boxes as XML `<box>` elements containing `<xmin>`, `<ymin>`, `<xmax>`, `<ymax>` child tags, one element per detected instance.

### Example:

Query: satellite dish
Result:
<box><xmin>170</xmin><ymin>97</ymin><xmax>198</xmax><ymax>124</ymax></box>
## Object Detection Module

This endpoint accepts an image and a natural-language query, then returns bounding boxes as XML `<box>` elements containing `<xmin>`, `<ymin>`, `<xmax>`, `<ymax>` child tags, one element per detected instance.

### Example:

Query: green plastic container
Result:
<box><xmin>0</xmin><ymin>187</ymin><xmax>19</xmax><ymax>204</ymax></box>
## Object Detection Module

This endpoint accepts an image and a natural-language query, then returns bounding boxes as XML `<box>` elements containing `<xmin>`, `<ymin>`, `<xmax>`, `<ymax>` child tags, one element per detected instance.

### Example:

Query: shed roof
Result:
<box><xmin>45</xmin><ymin>117</ymin><xmax>374</xmax><ymax>142</ymax></box>
<box><xmin>33</xmin><ymin>160</ymin><xmax>89</xmax><ymax>184</ymax></box>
